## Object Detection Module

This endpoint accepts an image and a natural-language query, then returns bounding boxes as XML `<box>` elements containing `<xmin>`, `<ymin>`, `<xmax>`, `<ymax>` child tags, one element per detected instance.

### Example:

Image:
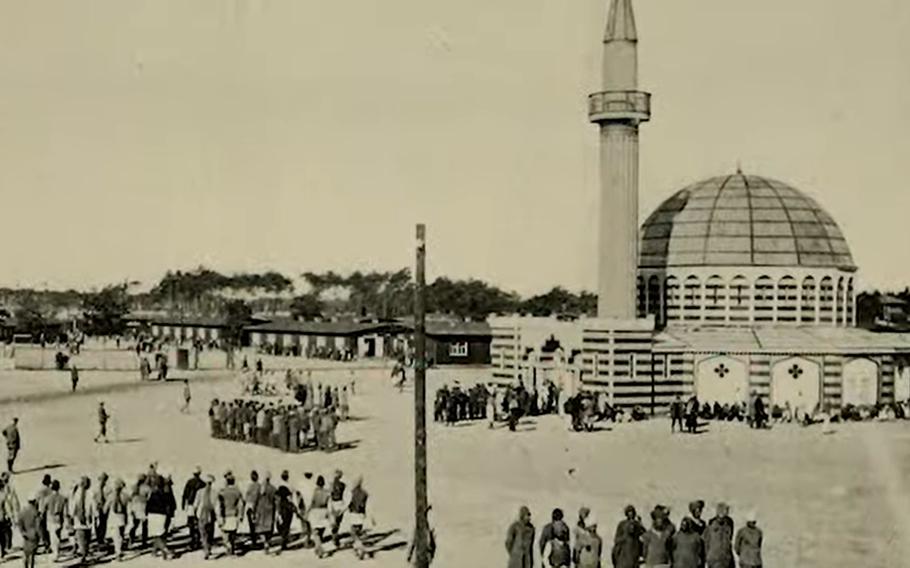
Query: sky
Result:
<box><xmin>0</xmin><ymin>0</ymin><xmax>907</xmax><ymax>295</ymax></box>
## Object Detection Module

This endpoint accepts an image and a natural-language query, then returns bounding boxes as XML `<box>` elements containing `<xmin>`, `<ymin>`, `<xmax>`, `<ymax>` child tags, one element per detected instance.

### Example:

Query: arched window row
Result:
<box><xmin>637</xmin><ymin>273</ymin><xmax>854</xmax><ymax>327</ymax></box>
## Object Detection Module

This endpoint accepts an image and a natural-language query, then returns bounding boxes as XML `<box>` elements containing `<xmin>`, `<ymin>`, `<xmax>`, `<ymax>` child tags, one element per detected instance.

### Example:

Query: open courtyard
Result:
<box><xmin>0</xmin><ymin>362</ymin><xmax>907</xmax><ymax>567</ymax></box>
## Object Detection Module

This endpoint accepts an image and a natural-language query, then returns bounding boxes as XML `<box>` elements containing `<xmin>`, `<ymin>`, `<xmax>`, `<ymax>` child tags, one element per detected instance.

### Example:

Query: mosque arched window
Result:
<box><xmin>846</xmin><ymin>277</ymin><xmax>855</xmax><ymax>325</ymax></box>
<box><xmin>683</xmin><ymin>276</ymin><xmax>702</xmax><ymax>321</ymax></box>
<box><xmin>729</xmin><ymin>275</ymin><xmax>750</xmax><ymax>323</ymax></box>
<box><xmin>819</xmin><ymin>276</ymin><xmax>834</xmax><ymax>323</ymax></box>
<box><xmin>754</xmin><ymin>276</ymin><xmax>774</xmax><ymax>322</ymax></box>
<box><xmin>665</xmin><ymin>276</ymin><xmax>681</xmax><ymax>322</ymax></box>
<box><xmin>636</xmin><ymin>275</ymin><xmax>647</xmax><ymax>318</ymax></box>
<box><xmin>647</xmin><ymin>275</ymin><xmax>662</xmax><ymax>323</ymax></box>
<box><xmin>777</xmin><ymin>276</ymin><xmax>798</xmax><ymax>322</ymax></box>
<box><xmin>800</xmin><ymin>276</ymin><xmax>817</xmax><ymax>324</ymax></box>
<box><xmin>705</xmin><ymin>275</ymin><xmax>726</xmax><ymax>322</ymax></box>
<box><xmin>835</xmin><ymin>277</ymin><xmax>846</xmax><ymax>326</ymax></box>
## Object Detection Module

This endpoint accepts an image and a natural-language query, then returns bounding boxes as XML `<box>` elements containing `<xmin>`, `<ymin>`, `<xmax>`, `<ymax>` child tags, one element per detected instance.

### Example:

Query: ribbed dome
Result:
<box><xmin>639</xmin><ymin>173</ymin><xmax>855</xmax><ymax>270</ymax></box>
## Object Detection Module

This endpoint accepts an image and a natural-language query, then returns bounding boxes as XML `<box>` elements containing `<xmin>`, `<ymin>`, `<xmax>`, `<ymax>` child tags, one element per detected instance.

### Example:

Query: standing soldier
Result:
<box><xmin>94</xmin><ymin>403</ymin><xmax>110</xmax><ymax>443</ymax></box>
<box><xmin>670</xmin><ymin>395</ymin><xmax>684</xmax><ymax>434</ymax></box>
<box><xmin>611</xmin><ymin>505</ymin><xmax>645</xmax><ymax>568</ymax></box>
<box><xmin>3</xmin><ymin>418</ymin><xmax>20</xmax><ymax>473</ymax></box>
<box><xmin>0</xmin><ymin>472</ymin><xmax>20</xmax><ymax>560</ymax></box>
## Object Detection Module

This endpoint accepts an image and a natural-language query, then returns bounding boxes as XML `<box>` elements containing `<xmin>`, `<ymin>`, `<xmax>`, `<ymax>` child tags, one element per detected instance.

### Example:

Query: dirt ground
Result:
<box><xmin>0</xmin><ymin>364</ymin><xmax>906</xmax><ymax>567</ymax></box>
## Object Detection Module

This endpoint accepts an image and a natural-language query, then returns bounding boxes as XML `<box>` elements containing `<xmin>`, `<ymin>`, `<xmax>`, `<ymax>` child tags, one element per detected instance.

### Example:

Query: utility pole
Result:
<box><xmin>413</xmin><ymin>223</ymin><xmax>429</xmax><ymax>567</ymax></box>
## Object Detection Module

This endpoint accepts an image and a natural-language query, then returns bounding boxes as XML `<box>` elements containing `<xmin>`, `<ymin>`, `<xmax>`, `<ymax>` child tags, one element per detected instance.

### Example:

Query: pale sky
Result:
<box><xmin>0</xmin><ymin>0</ymin><xmax>908</xmax><ymax>295</ymax></box>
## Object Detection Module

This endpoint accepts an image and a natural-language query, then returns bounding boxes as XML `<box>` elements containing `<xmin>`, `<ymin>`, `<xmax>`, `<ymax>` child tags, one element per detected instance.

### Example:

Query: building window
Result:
<box><xmin>449</xmin><ymin>342</ymin><xmax>468</xmax><ymax>357</ymax></box>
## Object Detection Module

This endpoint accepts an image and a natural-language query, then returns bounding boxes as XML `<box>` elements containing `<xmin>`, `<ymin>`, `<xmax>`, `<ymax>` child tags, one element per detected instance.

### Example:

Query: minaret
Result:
<box><xmin>589</xmin><ymin>0</ymin><xmax>650</xmax><ymax>319</ymax></box>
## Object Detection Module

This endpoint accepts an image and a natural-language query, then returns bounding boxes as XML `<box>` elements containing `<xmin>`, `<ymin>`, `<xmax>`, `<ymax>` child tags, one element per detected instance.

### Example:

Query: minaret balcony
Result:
<box><xmin>588</xmin><ymin>90</ymin><xmax>651</xmax><ymax>123</ymax></box>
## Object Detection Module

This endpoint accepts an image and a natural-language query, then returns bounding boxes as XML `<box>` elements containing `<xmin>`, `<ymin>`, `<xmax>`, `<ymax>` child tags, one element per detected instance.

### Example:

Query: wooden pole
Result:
<box><xmin>414</xmin><ymin>224</ymin><xmax>429</xmax><ymax>567</ymax></box>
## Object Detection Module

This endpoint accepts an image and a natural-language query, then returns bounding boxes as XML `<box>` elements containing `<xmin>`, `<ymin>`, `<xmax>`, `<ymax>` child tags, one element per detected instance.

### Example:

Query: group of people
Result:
<box><xmin>209</xmin><ymin>377</ymin><xmax>353</xmax><ymax>453</ymax></box>
<box><xmin>507</xmin><ymin>501</ymin><xmax>764</xmax><ymax>568</ymax></box>
<box><xmin>0</xmin><ymin>463</ymin><xmax>374</xmax><ymax>566</ymax></box>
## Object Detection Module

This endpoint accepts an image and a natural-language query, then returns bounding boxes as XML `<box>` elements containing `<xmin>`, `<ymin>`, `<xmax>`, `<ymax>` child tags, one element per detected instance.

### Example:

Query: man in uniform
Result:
<box><xmin>94</xmin><ymin>403</ymin><xmax>110</xmax><ymax>443</ymax></box>
<box><xmin>3</xmin><ymin>418</ymin><xmax>20</xmax><ymax>473</ymax></box>
<box><xmin>705</xmin><ymin>503</ymin><xmax>735</xmax><ymax>568</ymax></box>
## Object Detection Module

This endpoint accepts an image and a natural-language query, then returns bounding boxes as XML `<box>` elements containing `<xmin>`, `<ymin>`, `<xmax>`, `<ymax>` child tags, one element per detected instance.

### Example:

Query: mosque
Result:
<box><xmin>489</xmin><ymin>0</ymin><xmax>910</xmax><ymax>414</ymax></box>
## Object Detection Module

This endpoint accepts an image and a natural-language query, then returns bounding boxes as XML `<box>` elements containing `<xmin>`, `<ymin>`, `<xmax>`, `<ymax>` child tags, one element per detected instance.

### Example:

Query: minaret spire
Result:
<box><xmin>589</xmin><ymin>0</ymin><xmax>651</xmax><ymax>320</ymax></box>
<box><xmin>605</xmin><ymin>0</ymin><xmax>637</xmax><ymax>42</ymax></box>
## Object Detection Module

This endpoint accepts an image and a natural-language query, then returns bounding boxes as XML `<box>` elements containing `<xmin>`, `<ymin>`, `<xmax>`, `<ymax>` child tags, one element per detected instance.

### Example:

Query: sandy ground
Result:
<box><xmin>0</xmin><ymin>364</ymin><xmax>907</xmax><ymax>567</ymax></box>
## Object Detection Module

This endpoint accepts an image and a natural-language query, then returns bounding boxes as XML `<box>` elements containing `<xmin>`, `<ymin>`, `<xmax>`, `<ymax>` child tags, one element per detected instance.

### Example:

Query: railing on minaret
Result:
<box><xmin>591</xmin><ymin>0</ymin><xmax>651</xmax><ymax>319</ymax></box>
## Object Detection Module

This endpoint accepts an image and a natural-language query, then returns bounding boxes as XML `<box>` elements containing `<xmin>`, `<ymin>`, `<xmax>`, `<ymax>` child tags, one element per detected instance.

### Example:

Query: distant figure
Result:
<box><xmin>505</xmin><ymin>506</ymin><xmax>535</xmax><ymax>568</ymax></box>
<box><xmin>670</xmin><ymin>395</ymin><xmax>684</xmax><ymax>433</ymax></box>
<box><xmin>70</xmin><ymin>365</ymin><xmax>80</xmax><ymax>392</ymax></box>
<box><xmin>94</xmin><ymin>403</ymin><xmax>110</xmax><ymax>443</ymax></box>
<box><xmin>182</xmin><ymin>380</ymin><xmax>192</xmax><ymax>413</ymax></box>
<box><xmin>3</xmin><ymin>419</ymin><xmax>20</xmax><ymax>473</ymax></box>
<box><xmin>256</xmin><ymin>359</ymin><xmax>263</xmax><ymax>373</ymax></box>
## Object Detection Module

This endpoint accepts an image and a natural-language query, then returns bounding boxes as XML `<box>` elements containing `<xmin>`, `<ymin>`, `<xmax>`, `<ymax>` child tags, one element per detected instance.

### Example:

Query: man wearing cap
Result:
<box><xmin>505</xmin><ymin>505</ymin><xmax>535</xmax><ymax>568</ymax></box>
<box><xmin>18</xmin><ymin>495</ymin><xmax>40</xmax><ymax>568</ymax></box>
<box><xmin>193</xmin><ymin>474</ymin><xmax>217</xmax><ymax>560</ymax></box>
<box><xmin>734</xmin><ymin>512</ymin><xmax>763</xmax><ymax>568</ymax></box>
<box><xmin>181</xmin><ymin>467</ymin><xmax>205</xmax><ymax>551</ymax></box>
<box><xmin>611</xmin><ymin>505</ymin><xmax>645</xmax><ymax>568</ymax></box>
<box><xmin>70</xmin><ymin>476</ymin><xmax>92</xmax><ymax>564</ymax></box>
<box><xmin>705</xmin><ymin>503</ymin><xmax>735</xmax><ymax>568</ymax></box>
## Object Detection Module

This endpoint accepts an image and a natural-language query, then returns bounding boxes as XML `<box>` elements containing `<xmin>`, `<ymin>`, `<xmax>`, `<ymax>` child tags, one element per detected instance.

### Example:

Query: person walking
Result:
<box><xmin>193</xmin><ymin>475</ymin><xmax>217</xmax><ymax>560</ymax></box>
<box><xmin>17</xmin><ymin>496</ymin><xmax>40</xmax><ymax>568</ymax></box>
<box><xmin>34</xmin><ymin>474</ymin><xmax>52</xmax><ymax>554</ymax></box>
<box><xmin>45</xmin><ymin>480</ymin><xmax>67</xmax><ymax>562</ymax></box>
<box><xmin>146</xmin><ymin>476</ymin><xmax>174</xmax><ymax>560</ymax></box>
<box><xmin>255</xmin><ymin>473</ymin><xmax>277</xmax><ymax>555</ymax></box>
<box><xmin>217</xmin><ymin>472</ymin><xmax>244</xmax><ymax>556</ymax></box>
<box><xmin>108</xmin><ymin>478</ymin><xmax>129</xmax><ymax>561</ymax></box>
<box><xmin>611</xmin><ymin>505</ymin><xmax>645</xmax><ymax>568</ymax></box>
<box><xmin>329</xmin><ymin>470</ymin><xmax>346</xmax><ymax>547</ymax></box>
<box><xmin>181</xmin><ymin>380</ymin><xmax>192</xmax><ymax>414</ymax></box>
<box><xmin>71</xmin><ymin>364</ymin><xmax>80</xmax><ymax>392</ymax></box>
<box><xmin>505</xmin><ymin>505</ymin><xmax>535</xmax><ymax>568</ymax></box>
<box><xmin>297</xmin><ymin>472</ymin><xmax>315</xmax><ymax>548</ymax></box>
<box><xmin>128</xmin><ymin>474</ymin><xmax>150</xmax><ymax>550</ymax></box>
<box><xmin>3</xmin><ymin>418</ymin><xmax>21</xmax><ymax>473</ymax></box>
<box><xmin>539</xmin><ymin>508</ymin><xmax>571</xmax><ymax>568</ymax></box>
<box><xmin>274</xmin><ymin>471</ymin><xmax>297</xmax><ymax>555</ymax></box>
<box><xmin>309</xmin><ymin>476</ymin><xmax>331</xmax><ymax>558</ymax></box>
<box><xmin>244</xmin><ymin>470</ymin><xmax>261</xmax><ymax>549</ymax></box>
<box><xmin>181</xmin><ymin>467</ymin><xmax>205</xmax><ymax>551</ymax></box>
<box><xmin>705</xmin><ymin>503</ymin><xmax>735</xmax><ymax>568</ymax></box>
<box><xmin>70</xmin><ymin>476</ymin><xmax>93</xmax><ymax>565</ymax></box>
<box><xmin>734</xmin><ymin>512</ymin><xmax>762</xmax><ymax>568</ymax></box>
<box><xmin>92</xmin><ymin>472</ymin><xmax>110</xmax><ymax>551</ymax></box>
<box><xmin>348</xmin><ymin>476</ymin><xmax>369</xmax><ymax>559</ymax></box>
<box><xmin>94</xmin><ymin>403</ymin><xmax>110</xmax><ymax>443</ymax></box>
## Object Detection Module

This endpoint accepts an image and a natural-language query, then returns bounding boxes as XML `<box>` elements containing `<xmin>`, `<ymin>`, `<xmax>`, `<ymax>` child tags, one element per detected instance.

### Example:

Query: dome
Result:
<box><xmin>639</xmin><ymin>172</ymin><xmax>855</xmax><ymax>271</ymax></box>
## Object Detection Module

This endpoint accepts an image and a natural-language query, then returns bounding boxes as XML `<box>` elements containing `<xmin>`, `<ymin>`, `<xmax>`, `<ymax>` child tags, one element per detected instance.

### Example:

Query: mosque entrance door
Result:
<box><xmin>841</xmin><ymin>358</ymin><xmax>879</xmax><ymax>407</ymax></box>
<box><xmin>771</xmin><ymin>357</ymin><xmax>821</xmax><ymax>416</ymax></box>
<box><xmin>695</xmin><ymin>355</ymin><xmax>748</xmax><ymax>405</ymax></box>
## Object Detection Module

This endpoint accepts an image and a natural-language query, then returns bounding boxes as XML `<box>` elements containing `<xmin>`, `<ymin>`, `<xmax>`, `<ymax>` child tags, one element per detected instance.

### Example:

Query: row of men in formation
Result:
<box><xmin>0</xmin><ymin>463</ymin><xmax>371</xmax><ymax>567</ymax></box>
<box><xmin>209</xmin><ymin>397</ymin><xmax>343</xmax><ymax>453</ymax></box>
<box><xmin>506</xmin><ymin>501</ymin><xmax>763</xmax><ymax>568</ymax></box>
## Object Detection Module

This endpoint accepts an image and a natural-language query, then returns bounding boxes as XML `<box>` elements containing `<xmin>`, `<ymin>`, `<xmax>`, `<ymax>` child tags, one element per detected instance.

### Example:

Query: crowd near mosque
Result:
<box><xmin>507</xmin><ymin>500</ymin><xmax>763</xmax><ymax>568</ymax></box>
<box><xmin>0</xmin><ymin>461</ymin><xmax>376</xmax><ymax>566</ymax></box>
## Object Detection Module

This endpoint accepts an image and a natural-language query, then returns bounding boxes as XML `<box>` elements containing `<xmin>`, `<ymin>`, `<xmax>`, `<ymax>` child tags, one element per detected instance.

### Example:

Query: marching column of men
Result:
<box><xmin>510</xmin><ymin>500</ymin><xmax>764</xmax><ymax>568</ymax></box>
<box><xmin>0</xmin><ymin>463</ymin><xmax>373</xmax><ymax>564</ymax></box>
